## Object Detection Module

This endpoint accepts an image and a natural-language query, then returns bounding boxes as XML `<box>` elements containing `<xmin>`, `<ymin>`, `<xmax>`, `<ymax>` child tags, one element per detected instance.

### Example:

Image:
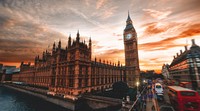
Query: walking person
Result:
<box><xmin>148</xmin><ymin>91</ymin><xmax>153</xmax><ymax>101</ymax></box>
<box><xmin>151</xmin><ymin>105</ymin><xmax>155</xmax><ymax>111</ymax></box>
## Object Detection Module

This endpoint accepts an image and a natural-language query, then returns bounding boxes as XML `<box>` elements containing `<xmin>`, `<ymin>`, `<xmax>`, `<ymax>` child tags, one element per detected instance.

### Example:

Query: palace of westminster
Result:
<box><xmin>10</xmin><ymin>13</ymin><xmax>140</xmax><ymax>96</ymax></box>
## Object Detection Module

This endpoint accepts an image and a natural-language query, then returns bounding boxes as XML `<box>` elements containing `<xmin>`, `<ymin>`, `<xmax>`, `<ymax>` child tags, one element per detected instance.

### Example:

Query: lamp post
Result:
<box><xmin>136</xmin><ymin>82</ymin><xmax>139</xmax><ymax>87</ymax></box>
<box><xmin>143</xmin><ymin>80</ymin><xmax>146</xmax><ymax>84</ymax></box>
<box><xmin>136</xmin><ymin>81</ymin><xmax>141</xmax><ymax>110</ymax></box>
<box><xmin>136</xmin><ymin>82</ymin><xmax>139</xmax><ymax>98</ymax></box>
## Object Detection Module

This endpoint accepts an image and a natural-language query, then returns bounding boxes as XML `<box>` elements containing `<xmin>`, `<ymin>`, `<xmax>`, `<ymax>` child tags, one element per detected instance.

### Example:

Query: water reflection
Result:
<box><xmin>0</xmin><ymin>86</ymin><xmax>70</xmax><ymax>111</ymax></box>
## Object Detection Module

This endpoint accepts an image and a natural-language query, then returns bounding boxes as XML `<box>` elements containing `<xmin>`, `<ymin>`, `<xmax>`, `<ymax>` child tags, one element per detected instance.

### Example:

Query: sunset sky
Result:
<box><xmin>0</xmin><ymin>0</ymin><xmax>200</xmax><ymax>73</ymax></box>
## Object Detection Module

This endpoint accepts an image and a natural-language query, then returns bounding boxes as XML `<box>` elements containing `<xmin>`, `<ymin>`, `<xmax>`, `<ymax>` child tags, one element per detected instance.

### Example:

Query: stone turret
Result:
<box><xmin>58</xmin><ymin>40</ymin><xmax>61</xmax><ymax>49</ymax></box>
<box><xmin>43</xmin><ymin>51</ymin><xmax>45</xmax><ymax>61</ymax></box>
<box><xmin>52</xmin><ymin>42</ymin><xmax>56</xmax><ymax>54</ymax></box>
<box><xmin>192</xmin><ymin>39</ymin><xmax>196</xmax><ymax>46</ymax></box>
<box><xmin>68</xmin><ymin>34</ymin><xmax>71</xmax><ymax>48</ymax></box>
<box><xmin>76</xmin><ymin>30</ymin><xmax>80</xmax><ymax>42</ymax></box>
<box><xmin>89</xmin><ymin>37</ymin><xmax>92</xmax><ymax>49</ymax></box>
<box><xmin>184</xmin><ymin>46</ymin><xmax>187</xmax><ymax>51</ymax></box>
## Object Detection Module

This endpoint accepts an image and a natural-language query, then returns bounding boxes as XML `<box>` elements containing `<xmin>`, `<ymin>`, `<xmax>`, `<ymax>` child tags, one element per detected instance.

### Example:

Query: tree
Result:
<box><xmin>112</xmin><ymin>81</ymin><xmax>129</xmax><ymax>98</ymax></box>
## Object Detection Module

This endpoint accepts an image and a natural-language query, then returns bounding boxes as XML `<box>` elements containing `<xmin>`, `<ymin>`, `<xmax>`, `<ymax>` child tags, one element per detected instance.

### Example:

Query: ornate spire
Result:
<box><xmin>76</xmin><ymin>30</ymin><xmax>80</xmax><ymax>42</ymax></box>
<box><xmin>58</xmin><ymin>39</ymin><xmax>61</xmax><ymax>49</ymax></box>
<box><xmin>127</xmin><ymin>10</ymin><xmax>131</xmax><ymax>21</ymax></box>
<box><xmin>53</xmin><ymin>42</ymin><xmax>55</xmax><ymax>50</ymax></box>
<box><xmin>89</xmin><ymin>37</ymin><xmax>92</xmax><ymax>49</ymax></box>
<box><xmin>192</xmin><ymin>39</ymin><xmax>197</xmax><ymax>46</ymax></box>
<box><xmin>125</xmin><ymin>11</ymin><xmax>134</xmax><ymax>31</ymax></box>
<box><xmin>118</xmin><ymin>61</ymin><xmax>120</xmax><ymax>66</ymax></box>
<box><xmin>190</xmin><ymin>39</ymin><xmax>200</xmax><ymax>50</ymax></box>
<box><xmin>35</xmin><ymin>56</ymin><xmax>38</xmax><ymax>61</ymax></box>
<box><xmin>89</xmin><ymin>37</ymin><xmax>91</xmax><ymax>42</ymax></box>
<box><xmin>77</xmin><ymin>30</ymin><xmax>80</xmax><ymax>37</ymax></box>
<box><xmin>77</xmin><ymin>30</ymin><xmax>79</xmax><ymax>35</ymax></box>
<box><xmin>126</xmin><ymin>11</ymin><xmax>132</xmax><ymax>23</ymax></box>
<box><xmin>68</xmin><ymin>34</ymin><xmax>71</xmax><ymax>47</ymax></box>
<box><xmin>43</xmin><ymin>51</ymin><xmax>45</xmax><ymax>60</ymax></box>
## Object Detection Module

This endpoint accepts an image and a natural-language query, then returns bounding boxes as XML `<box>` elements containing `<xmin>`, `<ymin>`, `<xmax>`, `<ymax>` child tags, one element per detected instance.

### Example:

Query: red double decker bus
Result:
<box><xmin>168</xmin><ymin>86</ymin><xmax>200</xmax><ymax>111</ymax></box>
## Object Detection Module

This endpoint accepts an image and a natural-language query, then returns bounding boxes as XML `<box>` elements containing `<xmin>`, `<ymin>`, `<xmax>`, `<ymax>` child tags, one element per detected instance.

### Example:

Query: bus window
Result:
<box><xmin>180</xmin><ymin>91</ymin><xmax>196</xmax><ymax>96</ymax></box>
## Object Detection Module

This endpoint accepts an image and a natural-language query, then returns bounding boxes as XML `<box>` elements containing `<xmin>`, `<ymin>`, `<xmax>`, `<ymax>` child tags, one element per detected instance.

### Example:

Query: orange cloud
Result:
<box><xmin>139</xmin><ymin>23</ymin><xmax>200</xmax><ymax>51</ymax></box>
<box><xmin>96</xmin><ymin>0</ymin><xmax>107</xmax><ymax>9</ymax></box>
<box><xmin>101</xmin><ymin>6</ymin><xmax>118</xmax><ymax>19</ymax></box>
<box><xmin>95</xmin><ymin>49</ymin><xmax>124</xmax><ymax>64</ymax></box>
<box><xmin>113</xmin><ymin>33</ymin><xmax>122</xmax><ymax>36</ymax></box>
<box><xmin>143</xmin><ymin>22</ymin><xmax>167</xmax><ymax>35</ymax></box>
<box><xmin>0</xmin><ymin>62</ymin><xmax>21</xmax><ymax>68</ymax></box>
<box><xmin>143</xmin><ymin>9</ymin><xmax>172</xmax><ymax>20</ymax></box>
<box><xmin>0</xmin><ymin>19</ymin><xmax>66</xmax><ymax>64</ymax></box>
<box><xmin>2</xmin><ymin>18</ymin><xmax>17</xmax><ymax>28</ymax></box>
<box><xmin>95</xmin><ymin>50</ymin><xmax>163</xmax><ymax>73</ymax></box>
<box><xmin>139</xmin><ymin>59</ymin><xmax>163</xmax><ymax>73</ymax></box>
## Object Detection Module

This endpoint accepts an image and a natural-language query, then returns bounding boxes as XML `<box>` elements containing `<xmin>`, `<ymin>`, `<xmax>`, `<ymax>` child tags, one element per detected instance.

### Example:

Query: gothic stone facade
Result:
<box><xmin>12</xmin><ymin>14</ymin><xmax>140</xmax><ymax>96</ymax></box>
<box><xmin>169</xmin><ymin>39</ymin><xmax>200</xmax><ymax>90</ymax></box>
<box><xmin>12</xmin><ymin>32</ymin><xmax>126</xmax><ymax>96</ymax></box>
<box><xmin>123</xmin><ymin>13</ymin><xmax>140</xmax><ymax>87</ymax></box>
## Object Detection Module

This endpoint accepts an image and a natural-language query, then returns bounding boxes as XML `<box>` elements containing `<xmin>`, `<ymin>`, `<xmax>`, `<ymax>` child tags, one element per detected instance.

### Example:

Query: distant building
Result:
<box><xmin>162</xmin><ymin>64</ymin><xmax>170</xmax><ymax>79</ymax></box>
<box><xmin>169</xmin><ymin>39</ymin><xmax>200</xmax><ymax>90</ymax></box>
<box><xmin>1</xmin><ymin>72</ymin><xmax>12</xmax><ymax>82</ymax></box>
<box><xmin>146</xmin><ymin>70</ymin><xmax>156</xmax><ymax>75</ymax></box>
<box><xmin>3</xmin><ymin>66</ymin><xmax>19</xmax><ymax>74</ymax></box>
<box><xmin>0</xmin><ymin>63</ymin><xmax>3</xmax><ymax>72</ymax></box>
<box><xmin>140</xmin><ymin>70</ymin><xmax>161</xmax><ymax>79</ymax></box>
<box><xmin>0</xmin><ymin>64</ymin><xmax>19</xmax><ymax>82</ymax></box>
<box><xmin>0</xmin><ymin>64</ymin><xmax>3</xmax><ymax>81</ymax></box>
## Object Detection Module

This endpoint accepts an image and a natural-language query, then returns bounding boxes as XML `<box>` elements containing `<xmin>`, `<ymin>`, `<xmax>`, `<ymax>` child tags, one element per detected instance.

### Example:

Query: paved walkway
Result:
<box><xmin>145</xmin><ymin>89</ymin><xmax>156</xmax><ymax>111</ymax></box>
<box><xmin>146</xmin><ymin>100</ymin><xmax>154</xmax><ymax>111</ymax></box>
<box><xmin>145</xmin><ymin>84</ymin><xmax>171</xmax><ymax>111</ymax></box>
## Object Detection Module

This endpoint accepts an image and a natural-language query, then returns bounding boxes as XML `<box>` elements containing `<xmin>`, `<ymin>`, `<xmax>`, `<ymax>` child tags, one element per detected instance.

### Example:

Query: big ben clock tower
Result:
<box><xmin>124</xmin><ymin>12</ymin><xmax>140</xmax><ymax>87</ymax></box>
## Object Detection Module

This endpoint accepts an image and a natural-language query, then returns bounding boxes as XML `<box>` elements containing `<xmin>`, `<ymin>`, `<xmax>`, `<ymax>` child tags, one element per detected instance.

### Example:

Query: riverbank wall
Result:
<box><xmin>1</xmin><ymin>83</ymin><xmax>122</xmax><ymax>111</ymax></box>
<box><xmin>2</xmin><ymin>84</ymin><xmax>76</xmax><ymax>111</ymax></box>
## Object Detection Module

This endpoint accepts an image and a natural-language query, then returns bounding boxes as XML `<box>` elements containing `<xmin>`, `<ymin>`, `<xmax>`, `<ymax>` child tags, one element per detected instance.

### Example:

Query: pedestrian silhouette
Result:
<box><xmin>151</xmin><ymin>105</ymin><xmax>155</xmax><ymax>111</ymax></box>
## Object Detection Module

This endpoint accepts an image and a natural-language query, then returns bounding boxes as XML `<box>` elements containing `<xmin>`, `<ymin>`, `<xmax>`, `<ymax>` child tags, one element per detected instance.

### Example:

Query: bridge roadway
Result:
<box><xmin>146</xmin><ymin>84</ymin><xmax>170</xmax><ymax>111</ymax></box>
<box><xmin>81</xmin><ymin>94</ymin><xmax>122</xmax><ymax>110</ymax></box>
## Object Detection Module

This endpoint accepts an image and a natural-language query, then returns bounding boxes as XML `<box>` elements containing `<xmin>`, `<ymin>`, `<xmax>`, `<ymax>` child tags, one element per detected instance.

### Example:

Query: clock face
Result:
<box><xmin>126</xmin><ymin>33</ymin><xmax>132</xmax><ymax>40</ymax></box>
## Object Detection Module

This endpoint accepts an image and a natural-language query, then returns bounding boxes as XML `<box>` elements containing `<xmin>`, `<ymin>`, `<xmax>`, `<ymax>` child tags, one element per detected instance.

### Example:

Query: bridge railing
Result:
<box><xmin>129</xmin><ymin>84</ymin><xmax>147</xmax><ymax>111</ymax></box>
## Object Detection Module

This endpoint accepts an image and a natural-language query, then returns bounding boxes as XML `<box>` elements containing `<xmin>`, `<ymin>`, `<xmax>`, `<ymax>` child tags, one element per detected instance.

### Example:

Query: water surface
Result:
<box><xmin>0</xmin><ymin>86</ymin><xmax>69</xmax><ymax>111</ymax></box>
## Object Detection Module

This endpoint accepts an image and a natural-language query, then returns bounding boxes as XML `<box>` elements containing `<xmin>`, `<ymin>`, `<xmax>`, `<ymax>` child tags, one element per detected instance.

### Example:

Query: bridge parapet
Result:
<box><xmin>79</xmin><ymin>94</ymin><xmax>122</xmax><ymax>110</ymax></box>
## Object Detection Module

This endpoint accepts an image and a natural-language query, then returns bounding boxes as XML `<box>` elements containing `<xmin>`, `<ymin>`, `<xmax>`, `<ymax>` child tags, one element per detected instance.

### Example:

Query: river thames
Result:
<box><xmin>0</xmin><ymin>86</ymin><xmax>70</xmax><ymax>111</ymax></box>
